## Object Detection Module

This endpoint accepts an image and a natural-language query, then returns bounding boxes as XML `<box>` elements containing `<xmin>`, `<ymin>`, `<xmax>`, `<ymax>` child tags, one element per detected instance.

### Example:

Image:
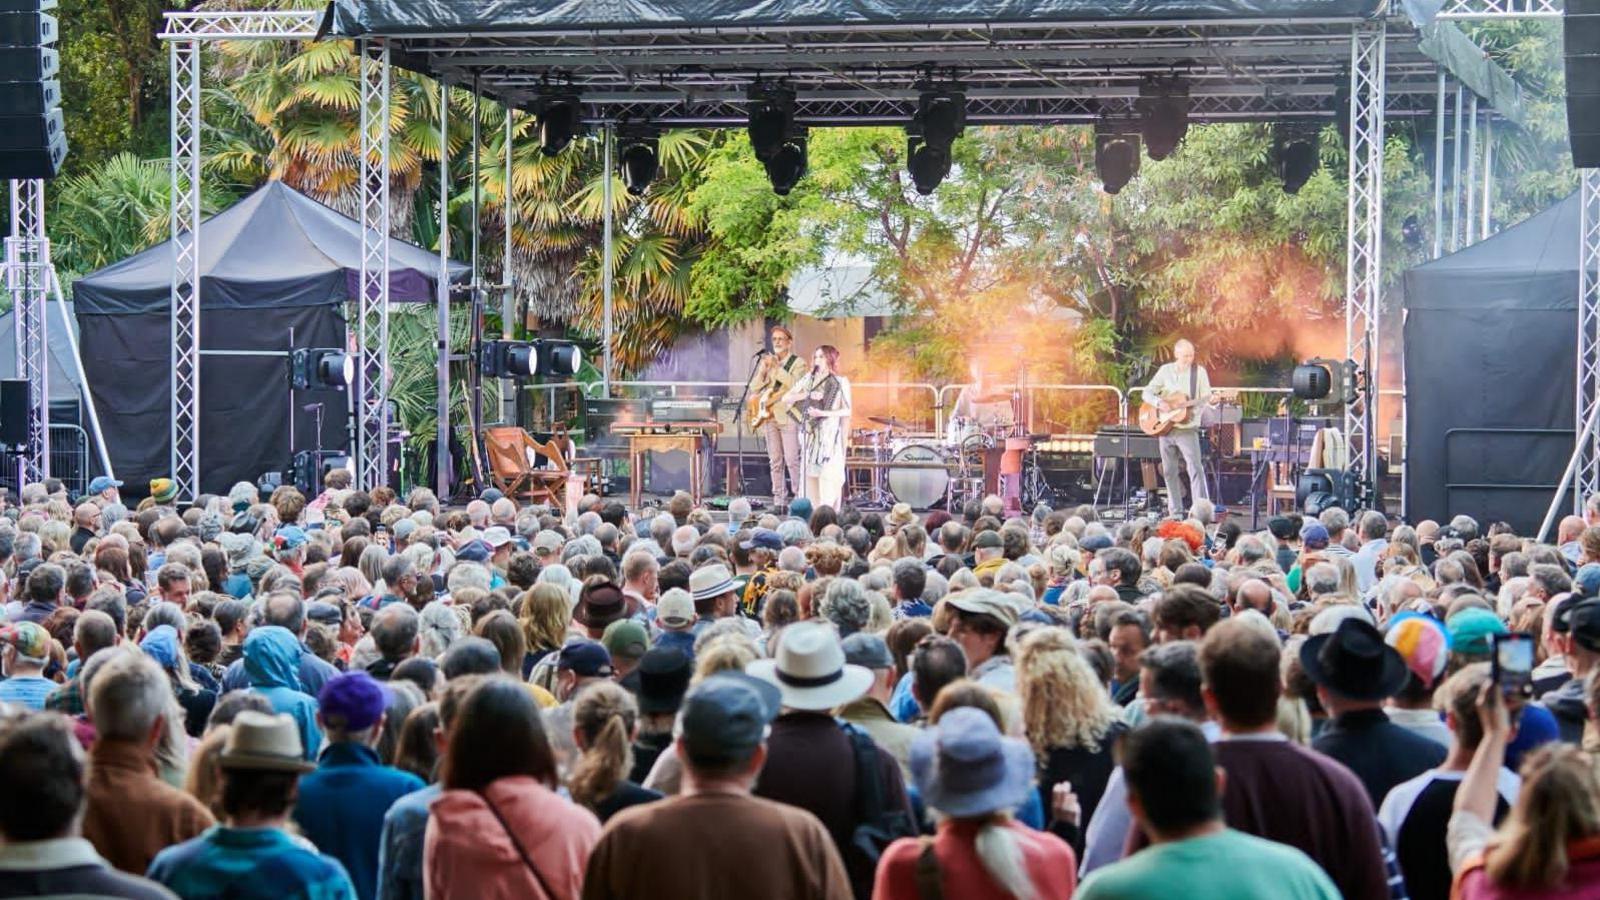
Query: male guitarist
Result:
<box><xmin>750</xmin><ymin>325</ymin><xmax>806</xmax><ymax>506</ymax></box>
<box><xmin>1142</xmin><ymin>338</ymin><xmax>1212</xmax><ymax>517</ymax></box>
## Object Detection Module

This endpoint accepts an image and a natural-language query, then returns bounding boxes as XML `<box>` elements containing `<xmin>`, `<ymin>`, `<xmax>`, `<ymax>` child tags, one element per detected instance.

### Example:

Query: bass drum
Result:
<box><xmin>888</xmin><ymin>443</ymin><xmax>950</xmax><ymax>510</ymax></box>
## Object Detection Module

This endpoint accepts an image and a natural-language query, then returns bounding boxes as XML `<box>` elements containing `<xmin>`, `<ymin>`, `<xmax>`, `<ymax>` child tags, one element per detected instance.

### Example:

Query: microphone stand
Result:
<box><xmin>731</xmin><ymin>351</ymin><xmax>766</xmax><ymax>499</ymax></box>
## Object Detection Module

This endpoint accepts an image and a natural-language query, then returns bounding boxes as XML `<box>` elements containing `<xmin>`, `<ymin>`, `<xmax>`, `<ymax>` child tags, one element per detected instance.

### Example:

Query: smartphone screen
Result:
<box><xmin>1492</xmin><ymin>632</ymin><xmax>1535</xmax><ymax>700</ymax></box>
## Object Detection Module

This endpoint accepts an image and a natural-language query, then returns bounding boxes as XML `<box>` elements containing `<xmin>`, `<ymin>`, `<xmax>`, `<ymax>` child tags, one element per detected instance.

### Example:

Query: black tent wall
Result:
<box><xmin>78</xmin><ymin>306</ymin><xmax>349</xmax><ymax>496</ymax></box>
<box><xmin>1403</xmin><ymin>194</ymin><xmax>1580</xmax><ymax>533</ymax></box>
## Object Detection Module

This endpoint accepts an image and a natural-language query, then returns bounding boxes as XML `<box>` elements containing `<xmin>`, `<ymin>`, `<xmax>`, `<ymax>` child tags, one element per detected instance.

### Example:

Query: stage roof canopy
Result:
<box><xmin>318</xmin><ymin>0</ymin><xmax>1518</xmax><ymax>127</ymax></box>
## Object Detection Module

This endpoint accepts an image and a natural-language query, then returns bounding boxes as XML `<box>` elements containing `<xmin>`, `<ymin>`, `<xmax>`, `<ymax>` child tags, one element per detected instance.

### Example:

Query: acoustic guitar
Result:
<box><xmin>1138</xmin><ymin>392</ymin><xmax>1205</xmax><ymax>437</ymax></box>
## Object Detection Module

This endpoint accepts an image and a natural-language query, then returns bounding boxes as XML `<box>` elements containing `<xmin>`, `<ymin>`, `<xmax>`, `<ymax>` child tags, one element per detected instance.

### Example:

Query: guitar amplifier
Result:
<box><xmin>1093</xmin><ymin>427</ymin><xmax>1162</xmax><ymax>460</ymax></box>
<box><xmin>651</xmin><ymin>398</ymin><xmax>716</xmax><ymax>422</ymax></box>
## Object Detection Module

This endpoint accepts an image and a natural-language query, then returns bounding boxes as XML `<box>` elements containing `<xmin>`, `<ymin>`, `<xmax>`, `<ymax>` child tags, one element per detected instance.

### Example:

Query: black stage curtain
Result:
<box><xmin>78</xmin><ymin>305</ymin><xmax>349</xmax><ymax>497</ymax></box>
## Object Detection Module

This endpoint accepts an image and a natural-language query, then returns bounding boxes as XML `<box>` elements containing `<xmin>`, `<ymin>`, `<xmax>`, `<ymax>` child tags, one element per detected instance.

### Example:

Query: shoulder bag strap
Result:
<box><xmin>481</xmin><ymin>791</ymin><xmax>561</xmax><ymax>900</ymax></box>
<box><xmin>914</xmin><ymin>836</ymin><xmax>944</xmax><ymax>900</ymax></box>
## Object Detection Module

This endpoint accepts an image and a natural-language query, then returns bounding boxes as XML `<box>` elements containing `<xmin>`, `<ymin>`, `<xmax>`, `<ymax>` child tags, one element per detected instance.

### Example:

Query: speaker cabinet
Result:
<box><xmin>0</xmin><ymin>379</ymin><xmax>29</xmax><ymax>448</ymax></box>
<box><xmin>1566</xmin><ymin>0</ymin><xmax>1600</xmax><ymax>166</ymax></box>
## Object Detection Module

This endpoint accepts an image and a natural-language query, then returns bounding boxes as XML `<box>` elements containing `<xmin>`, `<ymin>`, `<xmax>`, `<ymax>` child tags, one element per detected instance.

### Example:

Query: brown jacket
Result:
<box><xmin>82</xmin><ymin>737</ymin><xmax>215</xmax><ymax>875</ymax></box>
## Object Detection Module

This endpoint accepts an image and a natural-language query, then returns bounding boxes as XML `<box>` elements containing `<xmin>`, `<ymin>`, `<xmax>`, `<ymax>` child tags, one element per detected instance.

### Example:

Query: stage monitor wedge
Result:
<box><xmin>1566</xmin><ymin>0</ymin><xmax>1600</xmax><ymax>167</ymax></box>
<box><xmin>0</xmin><ymin>0</ymin><xmax>65</xmax><ymax>180</ymax></box>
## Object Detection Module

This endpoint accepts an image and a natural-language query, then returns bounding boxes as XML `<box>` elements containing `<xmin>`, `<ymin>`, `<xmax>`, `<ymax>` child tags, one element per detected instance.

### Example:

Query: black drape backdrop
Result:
<box><xmin>78</xmin><ymin>306</ymin><xmax>349</xmax><ymax>495</ymax></box>
<box><xmin>1403</xmin><ymin>193</ymin><xmax>1580</xmax><ymax>533</ymax></box>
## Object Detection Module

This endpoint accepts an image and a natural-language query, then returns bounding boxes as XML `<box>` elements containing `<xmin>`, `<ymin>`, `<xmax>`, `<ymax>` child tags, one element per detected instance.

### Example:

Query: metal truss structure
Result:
<box><xmin>161</xmin><ymin>5</ymin><xmax>1553</xmax><ymax>508</ymax></box>
<box><xmin>1580</xmin><ymin>170</ymin><xmax>1600</xmax><ymax>507</ymax></box>
<box><xmin>168</xmin><ymin>38</ymin><xmax>204</xmax><ymax>501</ymax></box>
<box><xmin>4</xmin><ymin>180</ymin><xmax>50</xmax><ymax>483</ymax></box>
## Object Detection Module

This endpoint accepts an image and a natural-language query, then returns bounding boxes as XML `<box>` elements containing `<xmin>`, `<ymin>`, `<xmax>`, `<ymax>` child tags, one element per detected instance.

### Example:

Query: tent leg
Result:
<box><xmin>1578</xmin><ymin>169</ymin><xmax>1600</xmax><ymax>511</ymax></box>
<box><xmin>1432</xmin><ymin>72</ymin><xmax>1446</xmax><ymax>260</ymax></box>
<box><xmin>436</xmin><ymin>80</ymin><xmax>453</xmax><ymax>500</ymax></box>
<box><xmin>1450</xmin><ymin>85</ymin><xmax>1464</xmax><ymax>254</ymax></box>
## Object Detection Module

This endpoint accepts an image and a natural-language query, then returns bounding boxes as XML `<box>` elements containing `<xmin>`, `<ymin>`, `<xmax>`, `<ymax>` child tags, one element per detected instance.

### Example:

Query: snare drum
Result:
<box><xmin>887</xmin><ymin>442</ymin><xmax>951</xmax><ymax>510</ymax></box>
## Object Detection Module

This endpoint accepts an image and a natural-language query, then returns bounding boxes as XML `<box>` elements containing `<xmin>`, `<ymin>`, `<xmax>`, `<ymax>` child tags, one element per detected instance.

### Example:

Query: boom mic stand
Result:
<box><xmin>731</xmin><ymin>350</ymin><xmax>766</xmax><ymax>498</ymax></box>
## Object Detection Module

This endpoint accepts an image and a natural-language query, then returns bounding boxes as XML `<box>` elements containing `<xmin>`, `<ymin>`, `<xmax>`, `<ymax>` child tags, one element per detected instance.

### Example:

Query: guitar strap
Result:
<box><xmin>1189</xmin><ymin>364</ymin><xmax>1197</xmax><ymax>401</ymax></box>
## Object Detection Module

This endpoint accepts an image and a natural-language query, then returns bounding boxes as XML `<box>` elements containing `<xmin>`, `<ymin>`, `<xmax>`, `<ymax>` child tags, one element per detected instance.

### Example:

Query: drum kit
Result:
<box><xmin>848</xmin><ymin>414</ymin><xmax>1052</xmax><ymax>512</ymax></box>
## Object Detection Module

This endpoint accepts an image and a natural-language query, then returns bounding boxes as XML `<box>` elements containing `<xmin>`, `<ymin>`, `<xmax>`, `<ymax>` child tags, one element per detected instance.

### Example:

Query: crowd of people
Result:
<box><xmin>3</xmin><ymin>470</ymin><xmax>1600</xmax><ymax>899</ymax></box>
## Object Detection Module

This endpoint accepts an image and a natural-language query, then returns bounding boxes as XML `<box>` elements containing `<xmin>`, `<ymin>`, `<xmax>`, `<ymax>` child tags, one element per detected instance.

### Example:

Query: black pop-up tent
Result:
<box><xmin>1402</xmin><ymin>193</ymin><xmax>1579</xmax><ymax>533</ymax></box>
<box><xmin>74</xmin><ymin>181</ymin><xmax>468</xmax><ymax>495</ymax></box>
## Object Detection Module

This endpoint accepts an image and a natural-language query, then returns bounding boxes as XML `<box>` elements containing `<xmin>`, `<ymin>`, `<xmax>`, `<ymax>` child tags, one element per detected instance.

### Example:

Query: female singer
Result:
<box><xmin>782</xmin><ymin>344</ymin><xmax>852</xmax><ymax>509</ymax></box>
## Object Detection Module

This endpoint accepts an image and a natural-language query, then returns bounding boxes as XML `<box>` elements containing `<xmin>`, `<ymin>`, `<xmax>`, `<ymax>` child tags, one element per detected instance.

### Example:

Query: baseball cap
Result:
<box><xmin>1300</xmin><ymin>521</ymin><xmax>1330</xmax><ymax>548</ymax></box>
<box><xmin>306</xmin><ymin>601</ymin><xmax>343</xmax><ymax>627</ymax></box>
<box><xmin>739</xmin><ymin>528</ymin><xmax>783</xmax><ymax>552</ymax></box>
<box><xmin>1384</xmin><ymin>612</ymin><xmax>1450</xmax><ymax>688</ymax></box>
<box><xmin>945</xmin><ymin>589</ymin><xmax>1020</xmax><ymax>627</ymax></box>
<box><xmin>317</xmin><ymin>671</ymin><xmax>389</xmax><ymax>732</ymax></box>
<box><xmin>557</xmin><ymin>639</ymin><xmax>614</xmax><ymax>678</ymax></box>
<box><xmin>841</xmin><ymin>633</ymin><xmax>894</xmax><ymax>670</ymax></box>
<box><xmin>1446</xmin><ymin>607</ymin><xmax>1507</xmax><ymax>656</ymax></box>
<box><xmin>602</xmin><ymin>619</ymin><xmax>651</xmax><ymax>661</ymax></box>
<box><xmin>480</xmin><ymin>488</ymin><xmax>505</xmax><ymax>503</ymax></box>
<box><xmin>679</xmin><ymin>672</ymin><xmax>781</xmax><ymax>762</ymax></box>
<box><xmin>656</xmin><ymin>588</ymin><xmax>696</xmax><ymax>628</ymax></box>
<box><xmin>482</xmin><ymin>526</ymin><xmax>513</xmax><ymax>548</ymax></box>
<box><xmin>87</xmin><ymin>476</ymin><xmax>122</xmax><ymax>495</ymax></box>
<box><xmin>275</xmin><ymin>525</ymin><xmax>308</xmax><ymax>550</ymax></box>
<box><xmin>455</xmin><ymin>540</ymin><xmax>491</xmax><ymax>563</ymax></box>
<box><xmin>972</xmin><ymin>531</ymin><xmax>1003</xmax><ymax>550</ymax></box>
<box><xmin>1267</xmin><ymin>516</ymin><xmax>1297</xmax><ymax>541</ymax></box>
<box><xmin>1577</xmin><ymin>564</ymin><xmax>1600</xmax><ymax>598</ymax></box>
<box><xmin>1560</xmin><ymin>597</ymin><xmax>1600</xmax><ymax>653</ymax></box>
<box><xmin>1</xmin><ymin>621</ymin><xmax>50</xmax><ymax>660</ymax></box>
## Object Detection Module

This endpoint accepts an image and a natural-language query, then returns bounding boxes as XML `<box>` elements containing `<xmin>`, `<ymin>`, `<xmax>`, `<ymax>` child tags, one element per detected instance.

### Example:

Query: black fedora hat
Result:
<box><xmin>1299</xmin><ymin>617</ymin><xmax>1409</xmax><ymax>701</ymax></box>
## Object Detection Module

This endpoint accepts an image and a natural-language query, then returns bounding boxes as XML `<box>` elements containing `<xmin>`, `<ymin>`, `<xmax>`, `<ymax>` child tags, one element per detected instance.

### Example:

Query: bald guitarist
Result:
<box><xmin>1140</xmin><ymin>338</ymin><xmax>1212</xmax><ymax>517</ymax></box>
<box><xmin>748</xmin><ymin>325</ymin><xmax>806</xmax><ymax>506</ymax></box>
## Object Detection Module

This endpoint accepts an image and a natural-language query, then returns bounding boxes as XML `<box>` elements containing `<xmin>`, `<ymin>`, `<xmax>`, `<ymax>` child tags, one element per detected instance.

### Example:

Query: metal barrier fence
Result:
<box><xmin>48</xmin><ymin>424</ymin><xmax>90</xmax><ymax>495</ymax></box>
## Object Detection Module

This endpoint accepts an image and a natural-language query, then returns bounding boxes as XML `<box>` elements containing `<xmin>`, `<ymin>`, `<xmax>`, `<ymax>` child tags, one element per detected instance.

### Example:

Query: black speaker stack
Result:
<box><xmin>0</xmin><ymin>0</ymin><xmax>65</xmax><ymax>179</ymax></box>
<box><xmin>1567</xmin><ymin>0</ymin><xmax>1600</xmax><ymax>168</ymax></box>
<box><xmin>0</xmin><ymin>379</ymin><xmax>29</xmax><ymax>448</ymax></box>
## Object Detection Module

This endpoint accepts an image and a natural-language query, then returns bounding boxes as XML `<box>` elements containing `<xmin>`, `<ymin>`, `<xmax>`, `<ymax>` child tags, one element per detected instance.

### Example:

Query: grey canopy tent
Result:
<box><xmin>1402</xmin><ymin>193</ymin><xmax>1580</xmax><ymax>533</ymax></box>
<box><xmin>74</xmin><ymin>180</ymin><xmax>469</xmax><ymax>496</ymax></box>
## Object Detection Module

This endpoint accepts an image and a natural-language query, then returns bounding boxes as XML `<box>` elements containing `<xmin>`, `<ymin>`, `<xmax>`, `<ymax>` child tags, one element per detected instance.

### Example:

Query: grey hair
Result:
<box><xmin>1304</xmin><ymin>562</ymin><xmax>1342</xmax><ymax>597</ymax></box>
<box><xmin>775</xmin><ymin>519</ymin><xmax>813</xmax><ymax>546</ymax></box>
<box><xmin>446</xmin><ymin>561</ymin><xmax>491</xmax><ymax>594</ymax></box>
<box><xmin>417</xmin><ymin>600</ymin><xmax>464</xmax><ymax>658</ymax></box>
<box><xmin>1318</xmin><ymin>506</ymin><xmax>1350</xmax><ymax>534</ymax></box>
<box><xmin>728</xmin><ymin>498</ymin><xmax>753</xmax><ymax>522</ymax></box>
<box><xmin>821</xmin><ymin>578</ymin><xmax>872</xmax><ymax>636</ymax></box>
<box><xmin>777</xmin><ymin>546</ymin><xmax>808</xmax><ymax>573</ymax></box>
<box><xmin>89</xmin><ymin>651</ymin><xmax>173</xmax><ymax>741</ymax></box>
<box><xmin>923</xmin><ymin>570</ymin><xmax>950</xmax><ymax>605</ymax></box>
<box><xmin>1188</xmin><ymin>498</ymin><xmax>1216</xmax><ymax>525</ymax></box>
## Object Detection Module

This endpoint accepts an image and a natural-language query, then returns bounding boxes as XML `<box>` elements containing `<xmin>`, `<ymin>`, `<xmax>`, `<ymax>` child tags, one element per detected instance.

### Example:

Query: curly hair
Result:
<box><xmin>805</xmin><ymin>541</ymin><xmax>855</xmax><ymax>577</ymax></box>
<box><xmin>1015</xmin><ymin>626</ymin><xmax>1120</xmax><ymax>754</ymax></box>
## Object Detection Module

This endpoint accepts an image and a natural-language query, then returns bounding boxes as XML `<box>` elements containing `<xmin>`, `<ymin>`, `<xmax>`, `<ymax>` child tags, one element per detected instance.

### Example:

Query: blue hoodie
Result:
<box><xmin>244</xmin><ymin>626</ymin><xmax>322</xmax><ymax>759</ymax></box>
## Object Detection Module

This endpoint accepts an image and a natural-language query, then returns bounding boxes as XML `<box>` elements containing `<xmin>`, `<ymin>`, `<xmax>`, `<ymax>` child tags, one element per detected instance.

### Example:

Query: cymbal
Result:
<box><xmin>868</xmin><ymin>416</ymin><xmax>912</xmax><ymax>429</ymax></box>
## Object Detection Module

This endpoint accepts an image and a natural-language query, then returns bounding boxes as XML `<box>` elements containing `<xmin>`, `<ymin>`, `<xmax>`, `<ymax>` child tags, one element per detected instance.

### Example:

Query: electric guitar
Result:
<box><xmin>748</xmin><ymin>355</ymin><xmax>796</xmax><ymax>429</ymax></box>
<box><xmin>1138</xmin><ymin>393</ymin><xmax>1205</xmax><ymax>436</ymax></box>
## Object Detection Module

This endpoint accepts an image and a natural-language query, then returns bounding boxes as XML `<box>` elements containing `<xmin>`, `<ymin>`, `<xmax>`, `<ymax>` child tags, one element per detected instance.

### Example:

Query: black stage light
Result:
<box><xmin>1292</xmin><ymin>357</ymin><xmax>1357</xmax><ymax>405</ymax></box>
<box><xmin>764</xmin><ymin>133</ymin><xmax>807</xmax><ymax>196</ymax></box>
<box><xmin>289</xmin><ymin>348</ymin><xmax>354</xmax><ymax>391</ymax></box>
<box><xmin>480</xmin><ymin>340</ymin><xmax>537</xmax><ymax>378</ymax></box>
<box><xmin>1276</xmin><ymin>125</ymin><xmax>1320</xmax><ymax>195</ymax></box>
<box><xmin>747</xmin><ymin>84</ymin><xmax>796</xmax><ymax>162</ymax></box>
<box><xmin>535</xmin><ymin>340</ymin><xmax>582</xmax><ymax>377</ymax></box>
<box><xmin>1291</xmin><ymin>362</ymin><xmax>1333</xmax><ymax>400</ymax></box>
<box><xmin>536</xmin><ymin>92</ymin><xmax>581</xmax><ymax>157</ymax></box>
<box><xmin>1094</xmin><ymin>128</ymin><xmax>1141</xmax><ymax>195</ymax></box>
<box><xmin>1138</xmin><ymin>77</ymin><xmax>1190</xmax><ymax>161</ymax></box>
<box><xmin>906</xmin><ymin>87</ymin><xmax>965</xmax><ymax>195</ymax></box>
<box><xmin>619</xmin><ymin>133</ymin><xmax>659</xmax><ymax>197</ymax></box>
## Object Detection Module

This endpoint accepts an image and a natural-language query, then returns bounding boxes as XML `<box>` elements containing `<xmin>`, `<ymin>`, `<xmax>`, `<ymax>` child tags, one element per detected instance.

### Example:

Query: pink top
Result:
<box><xmin>425</xmin><ymin>775</ymin><xmax>601</xmax><ymax>900</ymax></box>
<box><xmin>873</xmin><ymin>818</ymin><xmax>1077</xmax><ymax>900</ymax></box>
<box><xmin>1454</xmin><ymin>837</ymin><xmax>1600</xmax><ymax>900</ymax></box>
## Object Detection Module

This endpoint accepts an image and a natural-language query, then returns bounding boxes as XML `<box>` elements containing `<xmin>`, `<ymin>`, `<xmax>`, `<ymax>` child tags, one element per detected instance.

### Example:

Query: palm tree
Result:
<box><xmin>51</xmin><ymin>152</ymin><xmax>230</xmax><ymax>279</ymax></box>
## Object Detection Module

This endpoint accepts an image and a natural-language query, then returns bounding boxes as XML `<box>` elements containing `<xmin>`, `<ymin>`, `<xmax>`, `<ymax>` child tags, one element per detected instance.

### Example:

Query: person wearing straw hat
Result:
<box><xmin>748</xmin><ymin>621</ymin><xmax>913</xmax><ymax>899</ymax></box>
<box><xmin>874</xmin><ymin>706</ymin><xmax>1078</xmax><ymax>899</ymax></box>
<box><xmin>147</xmin><ymin>711</ymin><xmax>357</xmax><ymax>900</ymax></box>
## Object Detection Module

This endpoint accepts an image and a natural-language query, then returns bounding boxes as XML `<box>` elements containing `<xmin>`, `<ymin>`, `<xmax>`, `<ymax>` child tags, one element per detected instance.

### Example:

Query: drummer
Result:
<box><xmin>948</xmin><ymin>358</ymin><xmax>1014</xmax><ymax>443</ymax></box>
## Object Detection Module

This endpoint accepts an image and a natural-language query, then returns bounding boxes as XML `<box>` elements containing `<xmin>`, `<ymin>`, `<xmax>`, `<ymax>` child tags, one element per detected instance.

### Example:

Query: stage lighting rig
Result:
<box><xmin>618</xmin><ymin>130</ymin><xmax>659</xmax><ymax>197</ymax></box>
<box><xmin>764</xmin><ymin>131</ymin><xmax>808</xmax><ymax>196</ymax></box>
<box><xmin>1292</xmin><ymin>357</ymin><xmax>1360</xmax><ymax>406</ymax></box>
<box><xmin>1275</xmin><ymin>124</ymin><xmax>1320</xmax><ymax>195</ymax></box>
<box><xmin>906</xmin><ymin>87</ymin><xmax>965</xmax><ymax>195</ymax></box>
<box><xmin>1094</xmin><ymin>122</ymin><xmax>1141</xmax><ymax>195</ymax></box>
<box><xmin>480</xmin><ymin>340</ymin><xmax>583</xmax><ymax>379</ymax></box>
<box><xmin>288</xmin><ymin>348</ymin><xmax>354</xmax><ymax>391</ymax></box>
<box><xmin>1137</xmin><ymin>76</ymin><xmax>1190</xmax><ymax>161</ymax></box>
<box><xmin>533</xmin><ymin>90</ymin><xmax>582</xmax><ymax>157</ymax></box>
<box><xmin>747</xmin><ymin>83</ymin><xmax>797</xmax><ymax>162</ymax></box>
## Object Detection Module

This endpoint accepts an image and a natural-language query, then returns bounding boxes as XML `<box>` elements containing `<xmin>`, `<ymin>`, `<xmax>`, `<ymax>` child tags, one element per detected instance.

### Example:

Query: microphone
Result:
<box><xmin>302</xmin><ymin>403</ymin><xmax>324</xmax><ymax>412</ymax></box>
<box><xmin>753</xmin><ymin>348</ymin><xmax>770</xmax><ymax>358</ymax></box>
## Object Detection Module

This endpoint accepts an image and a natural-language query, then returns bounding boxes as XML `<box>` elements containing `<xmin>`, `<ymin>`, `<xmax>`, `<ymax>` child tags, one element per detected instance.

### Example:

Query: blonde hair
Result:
<box><xmin>973</xmin><ymin>812</ymin><xmax>1036</xmax><ymax>900</ymax></box>
<box><xmin>184</xmin><ymin>725</ymin><xmax>230</xmax><ymax>818</ymax></box>
<box><xmin>1484</xmin><ymin>743</ymin><xmax>1600</xmax><ymax>889</ymax></box>
<box><xmin>568</xmin><ymin>682</ymin><xmax>638</xmax><ymax>812</ymax></box>
<box><xmin>1015</xmin><ymin>627</ymin><xmax>1119</xmax><ymax>753</ymax></box>
<box><xmin>519</xmin><ymin>584</ymin><xmax>570</xmax><ymax>653</ymax></box>
<box><xmin>692</xmin><ymin>636</ymin><xmax>758</xmax><ymax>684</ymax></box>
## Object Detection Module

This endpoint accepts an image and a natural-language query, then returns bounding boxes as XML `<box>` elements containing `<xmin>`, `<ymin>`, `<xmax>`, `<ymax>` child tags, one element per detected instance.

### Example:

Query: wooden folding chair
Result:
<box><xmin>481</xmin><ymin>426</ymin><xmax>570</xmax><ymax>505</ymax></box>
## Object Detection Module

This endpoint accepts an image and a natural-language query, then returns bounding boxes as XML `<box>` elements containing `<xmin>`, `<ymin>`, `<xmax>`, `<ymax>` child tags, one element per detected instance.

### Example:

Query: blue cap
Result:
<box><xmin>455</xmin><ymin>540</ymin><xmax>491</xmax><ymax>563</ymax></box>
<box><xmin>1578</xmin><ymin>563</ymin><xmax>1600</xmax><ymax>598</ymax></box>
<box><xmin>318</xmin><ymin>671</ymin><xmax>389</xmax><ymax>732</ymax></box>
<box><xmin>556</xmin><ymin>639</ymin><xmax>613</xmax><ymax>677</ymax></box>
<box><xmin>139</xmin><ymin>625</ymin><xmax>180</xmax><ymax>669</ymax></box>
<box><xmin>1300</xmin><ymin>521</ymin><xmax>1330</xmax><ymax>548</ymax></box>
<box><xmin>680</xmin><ymin>672</ymin><xmax>781</xmax><ymax>759</ymax></box>
<box><xmin>275</xmin><ymin>525</ymin><xmax>308</xmax><ymax>550</ymax></box>
<box><xmin>740</xmin><ymin>528</ymin><xmax>784</xmax><ymax>552</ymax></box>
<box><xmin>481</xmin><ymin>488</ymin><xmax>505</xmax><ymax>503</ymax></box>
<box><xmin>1081</xmin><ymin>534</ymin><xmax>1112</xmax><ymax>552</ymax></box>
<box><xmin>788</xmin><ymin>497</ymin><xmax>814</xmax><ymax>522</ymax></box>
<box><xmin>87</xmin><ymin>476</ymin><xmax>123</xmax><ymax>495</ymax></box>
